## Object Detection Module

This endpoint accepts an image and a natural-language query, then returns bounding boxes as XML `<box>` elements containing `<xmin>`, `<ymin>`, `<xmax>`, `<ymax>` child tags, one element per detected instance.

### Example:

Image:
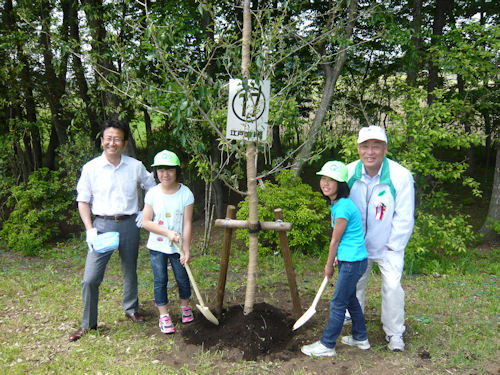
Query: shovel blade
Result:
<box><xmin>196</xmin><ymin>304</ymin><xmax>219</xmax><ymax>325</ymax></box>
<box><xmin>293</xmin><ymin>307</ymin><xmax>317</xmax><ymax>330</ymax></box>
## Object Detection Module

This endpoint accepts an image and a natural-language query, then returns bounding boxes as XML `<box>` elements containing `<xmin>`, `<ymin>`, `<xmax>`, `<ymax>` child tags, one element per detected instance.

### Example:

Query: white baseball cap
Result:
<box><xmin>357</xmin><ymin>125</ymin><xmax>388</xmax><ymax>144</ymax></box>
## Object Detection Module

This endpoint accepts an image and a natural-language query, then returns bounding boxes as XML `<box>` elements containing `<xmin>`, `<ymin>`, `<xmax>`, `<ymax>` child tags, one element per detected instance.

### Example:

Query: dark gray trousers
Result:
<box><xmin>80</xmin><ymin>215</ymin><xmax>139</xmax><ymax>329</ymax></box>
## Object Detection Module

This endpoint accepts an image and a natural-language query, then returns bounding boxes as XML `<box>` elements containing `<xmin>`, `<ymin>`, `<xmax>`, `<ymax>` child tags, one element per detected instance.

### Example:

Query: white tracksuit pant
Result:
<box><xmin>347</xmin><ymin>250</ymin><xmax>405</xmax><ymax>337</ymax></box>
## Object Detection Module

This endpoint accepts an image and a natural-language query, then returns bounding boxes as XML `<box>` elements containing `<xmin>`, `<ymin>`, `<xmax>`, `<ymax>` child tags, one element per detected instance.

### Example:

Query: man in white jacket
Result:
<box><xmin>345</xmin><ymin>125</ymin><xmax>415</xmax><ymax>351</ymax></box>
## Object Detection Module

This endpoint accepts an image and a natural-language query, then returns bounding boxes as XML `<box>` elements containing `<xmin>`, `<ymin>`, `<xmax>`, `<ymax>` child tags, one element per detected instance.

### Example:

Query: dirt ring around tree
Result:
<box><xmin>181</xmin><ymin>302</ymin><xmax>299</xmax><ymax>361</ymax></box>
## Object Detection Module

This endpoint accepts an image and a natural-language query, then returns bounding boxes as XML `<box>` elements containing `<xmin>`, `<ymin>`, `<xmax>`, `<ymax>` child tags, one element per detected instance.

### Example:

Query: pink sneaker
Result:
<box><xmin>180</xmin><ymin>305</ymin><xmax>194</xmax><ymax>323</ymax></box>
<box><xmin>159</xmin><ymin>315</ymin><xmax>175</xmax><ymax>334</ymax></box>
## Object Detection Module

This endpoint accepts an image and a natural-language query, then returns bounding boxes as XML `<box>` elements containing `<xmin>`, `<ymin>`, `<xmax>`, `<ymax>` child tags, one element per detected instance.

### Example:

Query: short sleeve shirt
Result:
<box><xmin>331</xmin><ymin>198</ymin><xmax>367</xmax><ymax>262</ymax></box>
<box><xmin>145</xmin><ymin>183</ymin><xmax>194</xmax><ymax>254</ymax></box>
<box><xmin>76</xmin><ymin>154</ymin><xmax>156</xmax><ymax>215</ymax></box>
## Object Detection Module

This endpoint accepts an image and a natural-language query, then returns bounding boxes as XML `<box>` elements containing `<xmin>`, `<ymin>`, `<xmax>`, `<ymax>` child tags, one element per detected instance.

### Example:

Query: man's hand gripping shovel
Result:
<box><xmin>293</xmin><ymin>276</ymin><xmax>329</xmax><ymax>330</ymax></box>
<box><xmin>172</xmin><ymin>241</ymin><xmax>219</xmax><ymax>325</ymax></box>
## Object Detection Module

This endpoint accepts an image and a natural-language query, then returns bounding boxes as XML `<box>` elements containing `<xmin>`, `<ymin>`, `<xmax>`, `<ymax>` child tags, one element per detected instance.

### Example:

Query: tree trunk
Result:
<box><xmin>457</xmin><ymin>73</ymin><xmax>477</xmax><ymax>173</ymax></box>
<box><xmin>9</xmin><ymin>104</ymin><xmax>31</xmax><ymax>181</ymax></box>
<box><xmin>84</xmin><ymin>0</ymin><xmax>123</xmax><ymax>114</ymax></box>
<box><xmin>18</xmin><ymin>43</ymin><xmax>42</xmax><ymax>172</ymax></box>
<box><xmin>13</xmin><ymin>140</ymin><xmax>29</xmax><ymax>182</ymax></box>
<box><xmin>4</xmin><ymin>0</ymin><xmax>42</xmax><ymax>171</ymax></box>
<box><xmin>43</xmin><ymin>126</ymin><xmax>59</xmax><ymax>170</ymax></box>
<box><xmin>272</xmin><ymin>123</ymin><xmax>283</xmax><ymax>159</ymax></box>
<box><xmin>67</xmin><ymin>0</ymin><xmax>101</xmax><ymax>149</ymax></box>
<box><xmin>40</xmin><ymin>0</ymin><xmax>70</xmax><ymax>148</ymax></box>
<box><xmin>241</xmin><ymin>0</ymin><xmax>258</xmax><ymax>315</ymax></box>
<box><xmin>201</xmin><ymin>5</ymin><xmax>227</xmax><ymax>219</ymax></box>
<box><xmin>481</xmin><ymin>146</ymin><xmax>500</xmax><ymax>244</ymax></box>
<box><xmin>84</xmin><ymin>0</ymin><xmax>138</xmax><ymax>154</ymax></box>
<box><xmin>406</xmin><ymin>0</ymin><xmax>422</xmax><ymax>87</ymax></box>
<box><xmin>427</xmin><ymin>0</ymin><xmax>451</xmax><ymax>105</ymax></box>
<box><xmin>209</xmin><ymin>137</ymin><xmax>226</xmax><ymax>219</ymax></box>
<box><xmin>293</xmin><ymin>0</ymin><xmax>358</xmax><ymax>177</ymax></box>
<box><xmin>143</xmin><ymin>108</ymin><xmax>154</xmax><ymax>162</ymax></box>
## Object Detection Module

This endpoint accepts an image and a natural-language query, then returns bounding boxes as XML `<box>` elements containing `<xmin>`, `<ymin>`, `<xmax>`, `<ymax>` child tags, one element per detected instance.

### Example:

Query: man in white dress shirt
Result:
<box><xmin>69</xmin><ymin>119</ymin><xmax>156</xmax><ymax>342</ymax></box>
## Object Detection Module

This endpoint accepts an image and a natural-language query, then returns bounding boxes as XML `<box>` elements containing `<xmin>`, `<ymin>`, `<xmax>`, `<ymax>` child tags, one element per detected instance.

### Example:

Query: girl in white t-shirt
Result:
<box><xmin>142</xmin><ymin>150</ymin><xmax>194</xmax><ymax>334</ymax></box>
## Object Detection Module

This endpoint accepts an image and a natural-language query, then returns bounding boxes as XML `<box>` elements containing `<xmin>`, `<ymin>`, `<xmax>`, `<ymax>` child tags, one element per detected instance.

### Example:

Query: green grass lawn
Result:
<box><xmin>0</xmin><ymin>234</ymin><xmax>498</xmax><ymax>375</ymax></box>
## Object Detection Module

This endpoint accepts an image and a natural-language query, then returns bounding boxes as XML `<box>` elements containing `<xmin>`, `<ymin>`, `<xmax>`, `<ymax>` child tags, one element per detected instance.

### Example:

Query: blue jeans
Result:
<box><xmin>321</xmin><ymin>259</ymin><xmax>368</xmax><ymax>348</ymax></box>
<box><xmin>149</xmin><ymin>250</ymin><xmax>191</xmax><ymax>306</ymax></box>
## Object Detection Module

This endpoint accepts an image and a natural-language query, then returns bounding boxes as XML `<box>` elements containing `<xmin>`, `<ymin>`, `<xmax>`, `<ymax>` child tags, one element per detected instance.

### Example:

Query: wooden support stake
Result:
<box><xmin>215</xmin><ymin>218</ymin><xmax>292</xmax><ymax>232</ymax></box>
<box><xmin>213</xmin><ymin>206</ymin><xmax>299</xmax><ymax>318</ymax></box>
<box><xmin>274</xmin><ymin>209</ymin><xmax>302</xmax><ymax>319</ymax></box>
<box><xmin>215</xmin><ymin>205</ymin><xmax>236</xmax><ymax>315</ymax></box>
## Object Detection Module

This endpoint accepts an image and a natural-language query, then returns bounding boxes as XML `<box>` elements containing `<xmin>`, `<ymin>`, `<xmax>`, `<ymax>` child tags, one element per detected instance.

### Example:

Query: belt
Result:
<box><xmin>95</xmin><ymin>215</ymin><xmax>133</xmax><ymax>222</ymax></box>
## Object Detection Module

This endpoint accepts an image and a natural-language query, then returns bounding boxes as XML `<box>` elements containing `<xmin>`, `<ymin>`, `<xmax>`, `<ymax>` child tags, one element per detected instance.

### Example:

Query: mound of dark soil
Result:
<box><xmin>182</xmin><ymin>302</ymin><xmax>297</xmax><ymax>361</ymax></box>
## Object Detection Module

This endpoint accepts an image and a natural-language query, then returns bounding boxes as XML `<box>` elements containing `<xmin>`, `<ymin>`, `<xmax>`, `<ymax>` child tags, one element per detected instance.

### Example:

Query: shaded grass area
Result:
<box><xmin>0</xmin><ymin>233</ymin><xmax>498</xmax><ymax>374</ymax></box>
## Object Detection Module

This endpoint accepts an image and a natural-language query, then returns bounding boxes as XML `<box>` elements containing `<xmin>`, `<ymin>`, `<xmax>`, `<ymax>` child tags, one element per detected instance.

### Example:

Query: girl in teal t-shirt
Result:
<box><xmin>330</xmin><ymin>197</ymin><xmax>367</xmax><ymax>262</ymax></box>
<box><xmin>301</xmin><ymin>161</ymin><xmax>369</xmax><ymax>357</ymax></box>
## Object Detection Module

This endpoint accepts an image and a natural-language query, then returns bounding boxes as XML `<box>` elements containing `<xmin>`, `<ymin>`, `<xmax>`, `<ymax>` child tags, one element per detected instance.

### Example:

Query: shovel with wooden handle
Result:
<box><xmin>173</xmin><ymin>241</ymin><xmax>219</xmax><ymax>325</ymax></box>
<box><xmin>293</xmin><ymin>276</ymin><xmax>329</xmax><ymax>330</ymax></box>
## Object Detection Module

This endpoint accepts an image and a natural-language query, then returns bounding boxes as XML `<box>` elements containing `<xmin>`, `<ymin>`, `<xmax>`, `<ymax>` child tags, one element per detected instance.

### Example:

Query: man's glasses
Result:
<box><xmin>103</xmin><ymin>137</ymin><xmax>124</xmax><ymax>144</ymax></box>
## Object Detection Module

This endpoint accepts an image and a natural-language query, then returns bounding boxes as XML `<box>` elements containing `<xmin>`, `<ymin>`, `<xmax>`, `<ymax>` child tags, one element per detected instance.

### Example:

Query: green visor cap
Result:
<box><xmin>151</xmin><ymin>150</ymin><xmax>180</xmax><ymax>167</ymax></box>
<box><xmin>316</xmin><ymin>161</ymin><xmax>348</xmax><ymax>182</ymax></box>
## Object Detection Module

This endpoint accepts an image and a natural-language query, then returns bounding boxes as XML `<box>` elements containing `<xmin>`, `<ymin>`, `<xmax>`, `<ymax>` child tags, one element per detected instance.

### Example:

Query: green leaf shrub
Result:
<box><xmin>0</xmin><ymin>175</ymin><xmax>14</xmax><ymax>227</ymax></box>
<box><xmin>484</xmin><ymin>218</ymin><xmax>500</xmax><ymax>235</ymax></box>
<box><xmin>0</xmin><ymin>168</ymin><xmax>78</xmax><ymax>256</ymax></box>
<box><xmin>405</xmin><ymin>192</ymin><xmax>480</xmax><ymax>275</ymax></box>
<box><xmin>337</xmin><ymin>83</ymin><xmax>485</xmax><ymax>275</ymax></box>
<box><xmin>236</xmin><ymin>169</ymin><xmax>330</xmax><ymax>256</ymax></box>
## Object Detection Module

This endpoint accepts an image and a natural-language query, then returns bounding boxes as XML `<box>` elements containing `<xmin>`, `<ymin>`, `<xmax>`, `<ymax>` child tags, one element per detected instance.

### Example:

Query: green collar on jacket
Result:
<box><xmin>348</xmin><ymin>157</ymin><xmax>396</xmax><ymax>200</ymax></box>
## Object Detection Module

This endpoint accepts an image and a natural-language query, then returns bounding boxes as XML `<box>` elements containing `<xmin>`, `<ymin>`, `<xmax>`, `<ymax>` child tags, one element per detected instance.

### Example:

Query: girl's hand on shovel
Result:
<box><xmin>324</xmin><ymin>265</ymin><xmax>334</xmax><ymax>279</ymax></box>
<box><xmin>324</xmin><ymin>258</ymin><xmax>337</xmax><ymax>279</ymax></box>
<box><xmin>167</xmin><ymin>231</ymin><xmax>182</xmax><ymax>243</ymax></box>
<box><xmin>175</xmin><ymin>237</ymin><xmax>190</xmax><ymax>266</ymax></box>
<box><xmin>180</xmin><ymin>251</ymin><xmax>190</xmax><ymax>266</ymax></box>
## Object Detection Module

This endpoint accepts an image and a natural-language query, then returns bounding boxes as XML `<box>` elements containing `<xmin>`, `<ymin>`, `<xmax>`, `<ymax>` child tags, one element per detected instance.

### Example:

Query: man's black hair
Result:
<box><xmin>100</xmin><ymin>119</ymin><xmax>130</xmax><ymax>141</ymax></box>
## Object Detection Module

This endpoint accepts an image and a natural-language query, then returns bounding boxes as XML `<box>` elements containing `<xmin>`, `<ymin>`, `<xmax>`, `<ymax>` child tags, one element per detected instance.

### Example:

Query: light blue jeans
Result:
<box><xmin>81</xmin><ymin>215</ymin><xmax>139</xmax><ymax>329</ymax></box>
<box><xmin>149</xmin><ymin>250</ymin><xmax>191</xmax><ymax>306</ymax></box>
<box><xmin>321</xmin><ymin>259</ymin><xmax>368</xmax><ymax>348</ymax></box>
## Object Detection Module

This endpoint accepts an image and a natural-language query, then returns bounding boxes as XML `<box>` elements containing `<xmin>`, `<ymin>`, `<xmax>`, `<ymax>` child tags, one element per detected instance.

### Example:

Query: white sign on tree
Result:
<box><xmin>226</xmin><ymin>79</ymin><xmax>270</xmax><ymax>141</ymax></box>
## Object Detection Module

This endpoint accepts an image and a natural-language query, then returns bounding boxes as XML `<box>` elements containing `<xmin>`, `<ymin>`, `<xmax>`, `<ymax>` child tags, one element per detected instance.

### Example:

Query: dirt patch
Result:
<box><xmin>182</xmin><ymin>302</ymin><xmax>297</xmax><ymax>361</ymax></box>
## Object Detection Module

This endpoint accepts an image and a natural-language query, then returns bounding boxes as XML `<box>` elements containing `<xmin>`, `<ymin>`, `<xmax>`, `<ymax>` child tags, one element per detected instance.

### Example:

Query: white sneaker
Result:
<box><xmin>158</xmin><ymin>314</ymin><xmax>175</xmax><ymax>334</ymax></box>
<box><xmin>301</xmin><ymin>341</ymin><xmax>336</xmax><ymax>357</ymax></box>
<box><xmin>343</xmin><ymin>316</ymin><xmax>352</xmax><ymax>326</ymax></box>
<box><xmin>386</xmin><ymin>335</ymin><xmax>405</xmax><ymax>351</ymax></box>
<box><xmin>341</xmin><ymin>335</ymin><xmax>371</xmax><ymax>350</ymax></box>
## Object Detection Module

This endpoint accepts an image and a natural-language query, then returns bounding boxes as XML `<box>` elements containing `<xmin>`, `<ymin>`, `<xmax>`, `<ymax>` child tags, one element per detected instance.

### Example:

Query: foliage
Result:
<box><xmin>484</xmin><ymin>218</ymin><xmax>500</xmax><ymax>235</ymax></box>
<box><xmin>404</xmin><ymin>192</ymin><xmax>480</xmax><ymax>275</ymax></box>
<box><xmin>56</xmin><ymin>129</ymin><xmax>98</xmax><ymax>189</ymax></box>
<box><xmin>487</xmin><ymin>219</ymin><xmax>500</xmax><ymax>234</ymax></box>
<box><xmin>235</xmin><ymin>169</ymin><xmax>330</xmax><ymax>256</ymax></box>
<box><xmin>0</xmin><ymin>134</ymin><xmax>14</xmax><ymax>225</ymax></box>
<box><xmin>0</xmin><ymin>175</ymin><xmax>14</xmax><ymax>227</ymax></box>
<box><xmin>0</xmin><ymin>168</ymin><xmax>78</xmax><ymax>256</ymax></box>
